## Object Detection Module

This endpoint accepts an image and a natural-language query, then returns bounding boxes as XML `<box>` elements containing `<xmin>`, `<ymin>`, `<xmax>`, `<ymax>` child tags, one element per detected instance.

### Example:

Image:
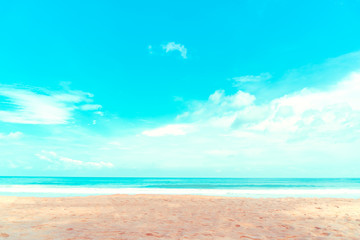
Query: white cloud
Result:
<box><xmin>142</xmin><ymin>124</ymin><xmax>194</xmax><ymax>137</ymax></box>
<box><xmin>232</xmin><ymin>73</ymin><xmax>272</xmax><ymax>84</ymax></box>
<box><xmin>177</xmin><ymin>89</ymin><xmax>256</xmax><ymax>126</ymax></box>
<box><xmin>53</xmin><ymin>91</ymin><xmax>93</xmax><ymax>102</ymax></box>
<box><xmin>241</xmin><ymin>73</ymin><xmax>360</xmax><ymax>136</ymax></box>
<box><xmin>208</xmin><ymin>89</ymin><xmax>256</xmax><ymax>108</ymax></box>
<box><xmin>129</xmin><ymin>71</ymin><xmax>360</xmax><ymax>176</ymax></box>
<box><xmin>148</xmin><ymin>45</ymin><xmax>153</xmax><ymax>54</ymax></box>
<box><xmin>80</xmin><ymin>104</ymin><xmax>102</xmax><ymax>111</ymax></box>
<box><xmin>173</xmin><ymin>72</ymin><xmax>360</xmax><ymax>138</ymax></box>
<box><xmin>0</xmin><ymin>131</ymin><xmax>23</xmax><ymax>139</ymax></box>
<box><xmin>162</xmin><ymin>42</ymin><xmax>187</xmax><ymax>59</ymax></box>
<box><xmin>0</xmin><ymin>86</ymin><xmax>100</xmax><ymax>124</ymax></box>
<box><xmin>94</xmin><ymin>111</ymin><xmax>104</xmax><ymax>116</ymax></box>
<box><xmin>8</xmin><ymin>131</ymin><xmax>23</xmax><ymax>138</ymax></box>
<box><xmin>36</xmin><ymin>150</ymin><xmax>114</xmax><ymax>169</ymax></box>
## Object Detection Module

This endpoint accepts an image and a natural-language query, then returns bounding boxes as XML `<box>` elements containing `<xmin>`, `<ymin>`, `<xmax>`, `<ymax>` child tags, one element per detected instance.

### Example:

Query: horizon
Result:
<box><xmin>1</xmin><ymin>0</ymin><xmax>360</xmax><ymax>178</ymax></box>
<box><xmin>2</xmin><ymin>176</ymin><xmax>360</xmax><ymax>179</ymax></box>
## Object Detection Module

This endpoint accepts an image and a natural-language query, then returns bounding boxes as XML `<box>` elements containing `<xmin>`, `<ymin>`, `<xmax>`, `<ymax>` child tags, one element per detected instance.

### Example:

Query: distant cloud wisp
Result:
<box><xmin>232</xmin><ymin>73</ymin><xmax>272</xmax><ymax>84</ymax></box>
<box><xmin>148</xmin><ymin>45</ymin><xmax>153</xmax><ymax>54</ymax></box>
<box><xmin>36</xmin><ymin>150</ymin><xmax>114</xmax><ymax>169</ymax></box>
<box><xmin>80</xmin><ymin>104</ymin><xmax>102</xmax><ymax>111</ymax></box>
<box><xmin>162</xmin><ymin>42</ymin><xmax>187</xmax><ymax>59</ymax></box>
<box><xmin>0</xmin><ymin>131</ymin><xmax>23</xmax><ymax>140</ymax></box>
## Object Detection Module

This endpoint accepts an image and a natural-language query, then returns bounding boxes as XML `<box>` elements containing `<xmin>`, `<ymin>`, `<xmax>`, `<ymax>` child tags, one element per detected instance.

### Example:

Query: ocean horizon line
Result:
<box><xmin>1</xmin><ymin>177</ymin><xmax>360</xmax><ymax>198</ymax></box>
<box><xmin>1</xmin><ymin>176</ymin><xmax>360</xmax><ymax>179</ymax></box>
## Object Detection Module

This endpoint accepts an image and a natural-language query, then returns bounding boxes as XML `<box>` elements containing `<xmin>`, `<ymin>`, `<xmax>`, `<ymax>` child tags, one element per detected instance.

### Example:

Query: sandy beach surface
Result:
<box><xmin>0</xmin><ymin>195</ymin><xmax>360</xmax><ymax>240</ymax></box>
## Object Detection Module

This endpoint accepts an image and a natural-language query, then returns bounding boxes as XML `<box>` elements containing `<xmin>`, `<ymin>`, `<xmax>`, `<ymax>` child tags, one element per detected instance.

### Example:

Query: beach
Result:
<box><xmin>0</xmin><ymin>195</ymin><xmax>359</xmax><ymax>239</ymax></box>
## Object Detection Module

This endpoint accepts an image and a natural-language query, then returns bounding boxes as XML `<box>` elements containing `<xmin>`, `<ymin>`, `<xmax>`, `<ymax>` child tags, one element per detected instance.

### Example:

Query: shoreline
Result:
<box><xmin>2</xmin><ymin>186</ymin><xmax>360</xmax><ymax>198</ymax></box>
<box><xmin>1</xmin><ymin>194</ymin><xmax>360</xmax><ymax>239</ymax></box>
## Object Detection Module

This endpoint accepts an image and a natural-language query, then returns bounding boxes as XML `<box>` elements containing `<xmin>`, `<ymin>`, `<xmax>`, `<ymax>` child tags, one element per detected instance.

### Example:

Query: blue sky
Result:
<box><xmin>1</xmin><ymin>0</ymin><xmax>360</xmax><ymax>177</ymax></box>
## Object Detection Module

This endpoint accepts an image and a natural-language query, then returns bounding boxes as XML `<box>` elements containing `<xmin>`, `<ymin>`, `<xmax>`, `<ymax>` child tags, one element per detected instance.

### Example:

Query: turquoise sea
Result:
<box><xmin>1</xmin><ymin>177</ymin><xmax>360</xmax><ymax>198</ymax></box>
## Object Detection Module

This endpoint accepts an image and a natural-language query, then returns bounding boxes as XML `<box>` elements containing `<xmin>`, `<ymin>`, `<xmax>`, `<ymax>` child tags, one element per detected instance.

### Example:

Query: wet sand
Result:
<box><xmin>0</xmin><ymin>195</ymin><xmax>360</xmax><ymax>239</ymax></box>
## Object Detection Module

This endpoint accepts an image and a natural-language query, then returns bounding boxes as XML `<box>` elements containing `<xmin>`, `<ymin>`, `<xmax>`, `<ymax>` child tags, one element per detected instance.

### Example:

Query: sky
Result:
<box><xmin>1</xmin><ymin>0</ymin><xmax>360</xmax><ymax>177</ymax></box>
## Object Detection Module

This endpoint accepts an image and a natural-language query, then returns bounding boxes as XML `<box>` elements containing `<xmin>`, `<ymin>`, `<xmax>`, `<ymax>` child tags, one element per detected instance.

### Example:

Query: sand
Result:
<box><xmin>0</xmin><ymin>195</ymin><xmax>360</xmax><ymax>239</ymax></box>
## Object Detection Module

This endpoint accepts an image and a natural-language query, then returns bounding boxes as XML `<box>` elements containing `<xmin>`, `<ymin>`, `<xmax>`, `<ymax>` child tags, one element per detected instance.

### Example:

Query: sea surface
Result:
<box><xmin>1</xmin><ymin>177</ymin><xmax>360</xmax><ymax>198</ymax></box>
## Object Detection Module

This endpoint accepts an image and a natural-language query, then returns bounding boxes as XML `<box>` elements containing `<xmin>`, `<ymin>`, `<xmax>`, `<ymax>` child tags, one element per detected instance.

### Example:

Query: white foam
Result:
<box><xmin>1</xmin><ymin>185</ymin><xmax>360</xmax><ymax>198</ymax></box>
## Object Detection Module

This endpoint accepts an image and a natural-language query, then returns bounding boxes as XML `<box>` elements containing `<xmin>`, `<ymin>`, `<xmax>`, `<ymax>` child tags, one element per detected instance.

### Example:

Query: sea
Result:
<box><xmin>1</xmin><ymin>177</ymin><xmax>360</xmax><ymax>198</ymax></box>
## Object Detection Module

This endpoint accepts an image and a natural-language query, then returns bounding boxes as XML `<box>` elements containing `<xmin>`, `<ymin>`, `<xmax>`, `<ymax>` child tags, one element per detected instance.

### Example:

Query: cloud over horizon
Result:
<box><xmin>135</xmin><ymin>71</ymin><xmax>360</xmax><ymax>176</ymax></box>
<box><xmin>2</xmin><ymin>53</ymin><xmax>360</xmax><ymax>177</ymax></box>
<box><xmin>36</xmin><ymin>150</ymin><xmax>114</xmax><ymax>169</ymax></box>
